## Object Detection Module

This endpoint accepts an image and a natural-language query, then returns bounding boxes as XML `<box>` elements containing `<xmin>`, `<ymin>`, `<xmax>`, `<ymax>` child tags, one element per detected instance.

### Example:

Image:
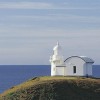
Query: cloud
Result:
<box><xmin>0</xmin><ymin>26</ymin><xmax>100</xmax><ymax>64</ymax></box>
<box><xmin>0</xmin><ymin>2</ymin><xmax>99</xmax><ymax>10</ymax></box>
<box><xmin>0</xmin><ymin>2</ymin><xmax>52</xmax><ymax>9</ymax></box>
<box><xmin>6</xmin><ymin>13</ymin><xmax>100</xmax><ymax>25</ymax></box>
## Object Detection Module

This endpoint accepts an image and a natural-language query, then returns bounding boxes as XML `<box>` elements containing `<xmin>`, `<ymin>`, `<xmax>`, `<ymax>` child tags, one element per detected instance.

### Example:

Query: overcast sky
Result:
<box><xmin>0</xmin><ymin>0</ymin><xmax>100</xmax><ymax>65</ymax></box>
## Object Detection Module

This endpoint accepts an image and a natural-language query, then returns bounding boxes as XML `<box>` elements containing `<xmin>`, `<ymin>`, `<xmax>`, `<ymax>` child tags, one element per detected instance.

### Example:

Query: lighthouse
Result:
<box><xmin>49</xmin><ymin>42</ymin><xmax>65</xmax><ymax>76</ymax></box>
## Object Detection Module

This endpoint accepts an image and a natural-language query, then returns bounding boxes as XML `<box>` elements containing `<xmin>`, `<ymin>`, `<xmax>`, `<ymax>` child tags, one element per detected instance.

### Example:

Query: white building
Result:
<box><xmin>50</xmin><ymin>42</ymin><xmax>94</xmax><ymax>77</ymax></box>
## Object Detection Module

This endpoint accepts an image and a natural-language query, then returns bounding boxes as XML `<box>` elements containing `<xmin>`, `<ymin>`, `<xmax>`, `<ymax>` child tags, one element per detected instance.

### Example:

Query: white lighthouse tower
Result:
<box><xmin>50</xmin><ymin>42</ymin><xmax>65</xmax><ymax>76</ymax></box>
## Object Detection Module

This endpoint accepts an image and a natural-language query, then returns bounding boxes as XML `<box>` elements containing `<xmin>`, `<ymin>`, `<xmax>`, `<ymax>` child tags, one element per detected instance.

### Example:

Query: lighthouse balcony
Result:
<box><xmin>50</xmin><ymin>56</ymin><xmax>63</xmax><ymax>62</ymax></box>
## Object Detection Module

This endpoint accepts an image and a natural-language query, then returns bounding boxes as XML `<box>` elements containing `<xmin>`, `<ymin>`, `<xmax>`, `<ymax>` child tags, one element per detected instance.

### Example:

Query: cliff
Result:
<box><xmin>0</xmin><ymin>76</ymin><xmax>100</xmax><ymax>100</ymax></box>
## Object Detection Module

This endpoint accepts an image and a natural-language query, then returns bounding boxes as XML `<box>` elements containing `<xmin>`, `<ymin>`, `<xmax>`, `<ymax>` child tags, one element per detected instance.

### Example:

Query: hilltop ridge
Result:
<box><xmin>0</xmin><ymin>76</ymin><xmax>100</xmax><ymax>100</ymax></box>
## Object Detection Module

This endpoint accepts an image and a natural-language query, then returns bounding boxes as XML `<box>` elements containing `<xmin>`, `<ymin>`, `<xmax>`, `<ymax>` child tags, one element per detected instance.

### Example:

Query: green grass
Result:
<box><xmin>0</xmin><ymin>76</ymin><xmax>100</xmax><ymax>100</ymax></box>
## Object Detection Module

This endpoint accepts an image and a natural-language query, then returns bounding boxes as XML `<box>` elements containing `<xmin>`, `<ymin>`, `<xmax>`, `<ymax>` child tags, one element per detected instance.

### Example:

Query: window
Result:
<box><xmin>73</xmin><ymin>66</ymin><xmax>76</xmax><ymax>73</ymax></box>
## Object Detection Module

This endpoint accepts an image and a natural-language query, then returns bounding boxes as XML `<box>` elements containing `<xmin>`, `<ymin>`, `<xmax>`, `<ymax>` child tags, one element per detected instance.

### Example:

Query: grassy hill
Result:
<box><xmin>0</xmin><ymin>76</ymin><xmax>100</xmax><ymax>100</ymax></box>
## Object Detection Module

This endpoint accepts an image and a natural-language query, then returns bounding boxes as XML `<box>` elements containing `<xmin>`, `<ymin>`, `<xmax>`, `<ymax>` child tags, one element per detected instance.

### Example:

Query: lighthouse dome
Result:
<box><xmin>53</xmin><ymin>42</ymin><xmax>62</xmax><ymax>56</ymax></box>
<box><xmin>53</xmin><ymin>42</ymin><xmax>61</xmax><ymax>51</ymax></box>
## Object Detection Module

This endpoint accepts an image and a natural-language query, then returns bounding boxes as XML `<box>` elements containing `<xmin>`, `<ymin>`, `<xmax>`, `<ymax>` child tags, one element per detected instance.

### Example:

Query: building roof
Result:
<box><xmin>80</xmin><ymin>56</ymin><xmax>94</xmax><ymax>63</ymax></box>
<box><xmin>64</xmin><ymin>56</ymin><xmax>94</xmax><ymax>63</ymax></box>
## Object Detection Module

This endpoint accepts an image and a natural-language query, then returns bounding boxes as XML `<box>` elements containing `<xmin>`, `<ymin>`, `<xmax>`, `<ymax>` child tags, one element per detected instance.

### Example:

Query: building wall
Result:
<box><xmin>51</xmin><ymin>62</ymin><xmax>56</xmax><ymax>76</ymax></box>
<box><xmin>56</xmin><ymin>67</ymin><xmax>65</xmax><ymax>75</ymax></box>
<box><xmin>65</xmin><ymin>57</ymin><xmax>85</xmax><ymax>76</ymax></box>
<box><xmin>84</xmin><ymin>63</ymin><xmax>92</xmax><ymax>76</ymax></box>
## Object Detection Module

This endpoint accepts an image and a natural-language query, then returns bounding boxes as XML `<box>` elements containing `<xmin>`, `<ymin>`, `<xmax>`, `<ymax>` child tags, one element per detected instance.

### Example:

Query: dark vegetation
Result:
<box><xmin>0</xmin><ymin>76</ymin><xmax>100</xmax><ymax>100</ymax></box>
